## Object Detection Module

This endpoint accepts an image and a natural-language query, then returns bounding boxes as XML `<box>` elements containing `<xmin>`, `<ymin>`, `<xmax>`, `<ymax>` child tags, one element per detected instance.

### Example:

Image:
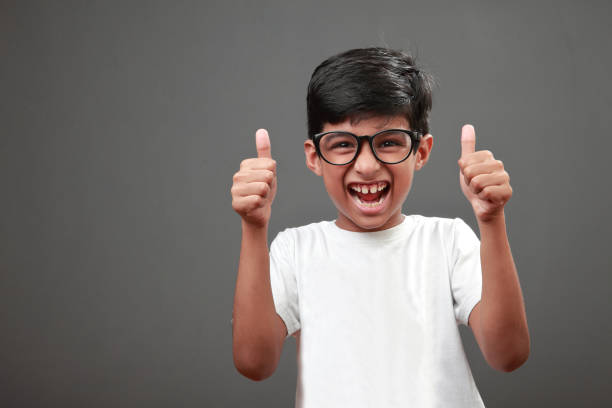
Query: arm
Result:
<box><xmin>231</xmin><ymin>129</ymin><xmax>287</xmax><ymax>381</ymax></box>
<box><xmin>458</xmin><ymin>125</ymin><xmax>530</xmax><ymax>372</ymax></box>
<box><xmin>469</xmin><ymin>214</ymin><xmax>530</xmax><ymax>372</ymax></box>
<box><xmin>232</xmin><ymin>223</ymin><xmax>288</xmax><ymax>381</ymax></box>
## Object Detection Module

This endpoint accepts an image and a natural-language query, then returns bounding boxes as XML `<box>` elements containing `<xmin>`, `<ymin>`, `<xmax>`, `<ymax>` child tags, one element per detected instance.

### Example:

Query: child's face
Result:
<box><xmin>304</xmin><ymin>115</ymin><xmax>433</xmax><ymax>232</ymax></box>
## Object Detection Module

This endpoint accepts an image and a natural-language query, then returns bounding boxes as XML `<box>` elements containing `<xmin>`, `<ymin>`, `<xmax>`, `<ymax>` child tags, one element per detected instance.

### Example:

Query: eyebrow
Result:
<box><xmin>323</xmin><ymin>127</ymin><xmax>412</xmax><ymax>134</ymax></box>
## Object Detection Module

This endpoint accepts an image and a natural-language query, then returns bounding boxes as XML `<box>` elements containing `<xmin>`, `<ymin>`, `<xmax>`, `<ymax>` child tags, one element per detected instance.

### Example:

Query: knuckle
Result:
<box><xmin>463</xmin><ymin>167</ymin><xmax>474</xmax><ymax>181</ymax></box>
<box><xmin>232</xmin><ymin>198</ymin><xmax>243</xmax><ymax>212</ymax></box>
<box><xmin>251</xmin><ymin>195</ymin><xmax>263</xmax><ymax>207</ymax></box>
<box><xmin>260</xmin><ymin>182</ymin><xmax>270</xmax><ymax>195</ymax></box>
<box><xmin>495</xmin><ymin>159</ymin><xmax>504</xmax><ymax>169</ymax></box>
<box><xmin>243</xmin><ymin>197</ymin><xmax>256</xmax><ymax>210</ymax></box>
<box><xmin>240</xmin><ymin>159</ymin><xmax>252</xmax><ymax>170</ymax></box>
<box><xmin>471</xmin><ymin>176</ymin><xmax>482</xmax><ymax>190</ymax></box>
<box><xmin>240</xmin><ymin>157</ymin><xmax>257</xmax><ymax>169</ymax></box>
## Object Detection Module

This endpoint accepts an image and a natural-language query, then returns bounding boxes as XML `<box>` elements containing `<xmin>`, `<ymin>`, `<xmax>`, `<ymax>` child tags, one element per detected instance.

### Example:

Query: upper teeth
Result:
<box><xmin>350</xmin><ymin>183</ymin><xmax>388</xmax><ymax>193</ymax></box>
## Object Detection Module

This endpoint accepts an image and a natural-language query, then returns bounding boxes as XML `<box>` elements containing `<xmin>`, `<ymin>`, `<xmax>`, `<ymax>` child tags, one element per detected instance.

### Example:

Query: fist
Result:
<box><xmin>458</xmin><ymin>124</ymin><xmax>512</xmax><ymax>223</ymax></box>
<box><xmin>231</xmin><ymin>129</ymin><xmax>277</xmax><ymax>227</ymax></box>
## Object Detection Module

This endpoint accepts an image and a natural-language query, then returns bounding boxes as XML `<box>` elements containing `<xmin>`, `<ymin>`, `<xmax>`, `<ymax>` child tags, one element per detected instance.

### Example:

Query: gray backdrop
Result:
<box><xmin>2</xmin><ymin>1</ymin><xmax>611</xmax><ymax>407</ymax></box>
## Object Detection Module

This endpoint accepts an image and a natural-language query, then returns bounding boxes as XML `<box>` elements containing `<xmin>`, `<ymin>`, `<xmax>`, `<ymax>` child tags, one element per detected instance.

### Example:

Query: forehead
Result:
<box><xmin>322</xmin><ymin>114</ymin><xmax>410</xmax><ymax>134</ymax></box>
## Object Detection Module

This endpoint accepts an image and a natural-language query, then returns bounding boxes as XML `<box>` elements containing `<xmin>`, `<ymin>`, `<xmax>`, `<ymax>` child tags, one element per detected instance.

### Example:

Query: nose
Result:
<box><xmin>353</xmin><ymin>140</ymin><xmax>381</xmax><ymax>175</ymax></box>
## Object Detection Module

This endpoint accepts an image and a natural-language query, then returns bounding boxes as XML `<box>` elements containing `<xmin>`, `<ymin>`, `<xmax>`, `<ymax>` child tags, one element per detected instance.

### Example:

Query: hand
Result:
<box><xmin>231</xmin><ymin>129</ymin><xmax>277</xmax><ymax>228</ymax></box>
<box><xmin>458</xmin><ymin>124</ymin><xmax>512</xmax><ymax>223</ymax></box>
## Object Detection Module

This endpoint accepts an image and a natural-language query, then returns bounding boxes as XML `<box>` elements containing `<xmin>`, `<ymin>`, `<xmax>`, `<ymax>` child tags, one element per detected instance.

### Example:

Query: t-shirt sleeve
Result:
<box><xmin>269</xmin><ymin>230</ymin><xmax>301</xmax><ymax>339</ymax></box>
<box><xmin>450</xmin><ymin>218</ymin><xmax>483</xmax><ymax>327</ymax></box>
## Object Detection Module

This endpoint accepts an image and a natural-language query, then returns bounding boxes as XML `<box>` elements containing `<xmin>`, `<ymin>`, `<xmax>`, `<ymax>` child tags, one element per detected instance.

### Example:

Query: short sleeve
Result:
<box><xmin>450</xmin><ymin>218</ymin><xmax>482</xmax><ymax>326</ymax></box>
<box><xmin>269</xmin><ymin>230</ymin><xmax>301</xmax><ymax>339</ymax></box>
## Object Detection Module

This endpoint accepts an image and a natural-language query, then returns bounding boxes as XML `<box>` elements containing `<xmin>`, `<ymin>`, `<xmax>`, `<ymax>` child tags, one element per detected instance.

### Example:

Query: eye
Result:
<box><xmin>332</xmin><ymin>141</ymin><xmax>351</xmax><ymax>149</ymax></box>
<box><xmin>321</xmin><ymin>133</ymin><xmax>357</xmax><ymax>151</ymax></box>
<box><xmin>374</xmin><ymin>131</ymin><xmax>410</xmax><ymax>150</ymax></box>
<box><xmin>380</xmin><ymin>140</ymin><xmax>398</xmax><ymax>147</ymax></box>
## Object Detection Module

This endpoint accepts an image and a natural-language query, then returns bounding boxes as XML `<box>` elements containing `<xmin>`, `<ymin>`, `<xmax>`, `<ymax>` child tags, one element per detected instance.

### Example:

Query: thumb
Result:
<box><xmin>460</xmin><ymin>124</ymin><xmax>476</xmax><ymax>159</ymax></box>
<box><xmin>255</xmin><ymin>128</ymin><xmax>272</xmax><ymax>158</ymax></box>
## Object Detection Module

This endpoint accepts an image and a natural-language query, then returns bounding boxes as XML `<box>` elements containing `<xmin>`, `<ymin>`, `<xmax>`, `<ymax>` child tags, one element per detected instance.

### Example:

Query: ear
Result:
<box><xmin>304</xmin><ymin>139</ymin><xmax>323</xmax><ymax>176</ymax></box>
<box><xmin>414</xmin><ymin>134</ymin><xmax>433</xmax><ymax>171</ymax></box>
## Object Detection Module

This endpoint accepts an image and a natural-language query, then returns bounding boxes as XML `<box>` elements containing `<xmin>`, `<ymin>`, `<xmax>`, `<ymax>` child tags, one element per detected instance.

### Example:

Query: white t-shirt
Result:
<box><xmin>269</xmin><ymin>214</ymin><xmax>485</xmax><ymax>408</ymax></box>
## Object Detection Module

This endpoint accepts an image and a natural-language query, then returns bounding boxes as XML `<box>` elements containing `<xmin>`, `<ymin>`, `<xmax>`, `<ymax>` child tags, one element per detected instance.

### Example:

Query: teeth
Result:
<box><xmin>352</xmin><ymin>191</ymin><xmax>386</xmax><ymax>207</ymax></box>
<box><xmin>350</xmin><ymin>182</ymin><xmax>388</xmax><ymax>193</ymax></box>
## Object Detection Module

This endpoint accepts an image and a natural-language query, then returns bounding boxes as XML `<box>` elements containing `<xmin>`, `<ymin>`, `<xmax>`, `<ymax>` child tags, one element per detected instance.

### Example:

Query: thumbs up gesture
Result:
<box><xmin>231</xmin><ymin>129</ymin><xmax>278</xmax><ymax>228</ymax></box>
<box><xmin>458</xmin><ymin>125</ymin><xmax>512</xmax><ymax>223</ymax></box>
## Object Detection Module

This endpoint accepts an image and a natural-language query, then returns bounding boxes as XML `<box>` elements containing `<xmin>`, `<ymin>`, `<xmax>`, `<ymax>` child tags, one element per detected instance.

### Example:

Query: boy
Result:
<box><xmin>231</xmin><ymin>47</ymin><xmax>529</xmax><ymax>407</ymax></box>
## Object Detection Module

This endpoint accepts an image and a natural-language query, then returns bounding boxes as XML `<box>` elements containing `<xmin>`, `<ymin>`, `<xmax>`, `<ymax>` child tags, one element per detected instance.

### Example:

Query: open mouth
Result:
<box><xmin>348</xmin><ymin>181</ymin><xmax>389</xmax><ymax>208</ymax></box>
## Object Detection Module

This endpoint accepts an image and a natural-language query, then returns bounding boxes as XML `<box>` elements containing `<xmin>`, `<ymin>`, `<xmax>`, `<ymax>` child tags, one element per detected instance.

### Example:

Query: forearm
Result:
<box><xmin>477</xmin><ymin>212</ymin><xmax>530</xmax><ymax>369</ymax></box>
<box><xmin>232</xmin><ymin>222</ymin><xmax>282</xmax><ymax>377</ymax></box>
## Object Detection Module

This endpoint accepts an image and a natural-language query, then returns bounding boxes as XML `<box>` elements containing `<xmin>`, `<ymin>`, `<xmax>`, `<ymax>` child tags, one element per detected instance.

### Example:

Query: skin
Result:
<box><xmin>458</xmin><ymin>124</ymin><xmax>530</xmax><ymax>372</ymax></box>
<box><xmin>231</xmin><ymin>120</ymin><xmax>530</xmax><ymax>380</ymax></box>
<box><xmin>303</xmin><ymin>115</ymin><xmax>433</xmax><ymax>232</ymax></box>
<box><xmin>231</xmin><ymin>129</ymin><xmax>285</xmax><ymax>381</ymax></box>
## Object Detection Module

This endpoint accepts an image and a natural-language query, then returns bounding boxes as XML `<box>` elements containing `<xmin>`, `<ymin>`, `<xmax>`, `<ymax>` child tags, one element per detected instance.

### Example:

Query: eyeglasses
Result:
<box><xmin>313</xmin><ymin>129</ymin><xmax>422</xmax><ymax>165</ymax></box>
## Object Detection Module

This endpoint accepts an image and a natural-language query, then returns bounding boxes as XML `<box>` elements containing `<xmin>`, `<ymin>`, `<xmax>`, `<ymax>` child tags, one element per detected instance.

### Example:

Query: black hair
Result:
<box><xmin>307</xmin><ymin>47</ymin><xmax>434</xmax><ymax>139</ymax></box>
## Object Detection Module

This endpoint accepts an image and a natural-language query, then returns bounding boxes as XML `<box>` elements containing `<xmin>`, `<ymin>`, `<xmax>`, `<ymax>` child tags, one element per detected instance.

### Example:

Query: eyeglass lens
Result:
<box><xmin>319</xmin><ymin>131</ymin><xmax>413</xmax><ymax>164</ymax></box>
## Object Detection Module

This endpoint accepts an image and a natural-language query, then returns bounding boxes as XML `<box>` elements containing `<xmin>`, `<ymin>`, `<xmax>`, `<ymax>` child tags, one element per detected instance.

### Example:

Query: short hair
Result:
<box><xmin>306</xmin><ymin>47</ymin><xmax>434</xmax><ymax>139</ymax></box>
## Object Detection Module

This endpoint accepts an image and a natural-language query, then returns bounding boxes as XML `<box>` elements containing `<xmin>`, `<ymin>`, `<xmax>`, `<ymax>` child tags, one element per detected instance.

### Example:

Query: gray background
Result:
<box><xmin>2</xmin><ymin>0</ymin><xmax>611</xmax><ymax>407</ymax></box>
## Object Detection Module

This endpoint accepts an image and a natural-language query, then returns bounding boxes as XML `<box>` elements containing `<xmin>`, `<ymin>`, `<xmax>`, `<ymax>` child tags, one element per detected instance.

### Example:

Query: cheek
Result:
<box><xmin>392</xmin><ymin>170</ymin><xmax>415</xmax><ymax>196</ymax></box>
<box><xmin>321</xmin><ymin>169</ymin><xmax>348</xmax><ymax>198</ymax></box>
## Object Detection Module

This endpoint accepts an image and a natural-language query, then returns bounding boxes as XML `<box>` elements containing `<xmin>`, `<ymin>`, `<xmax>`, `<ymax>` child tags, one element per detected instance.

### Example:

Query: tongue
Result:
<box><xmin>357</xmin><ymin>190</ymin><xmax>383</xmax><ymax>202</ymax></box>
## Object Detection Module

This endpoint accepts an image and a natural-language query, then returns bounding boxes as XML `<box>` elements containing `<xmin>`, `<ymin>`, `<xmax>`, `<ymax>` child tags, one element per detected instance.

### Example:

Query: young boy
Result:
<box><xmin>231</xmin><ymin>47</ymin><xmax>529</xmax><ymax>407</ymax></box>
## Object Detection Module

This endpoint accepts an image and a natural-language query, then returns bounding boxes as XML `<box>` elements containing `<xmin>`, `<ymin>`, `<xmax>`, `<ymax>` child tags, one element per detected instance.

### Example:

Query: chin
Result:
<box><xmin>341</xmin><ymin>212</ymin><xmax>400</xmax><ymax>232</ymax></box>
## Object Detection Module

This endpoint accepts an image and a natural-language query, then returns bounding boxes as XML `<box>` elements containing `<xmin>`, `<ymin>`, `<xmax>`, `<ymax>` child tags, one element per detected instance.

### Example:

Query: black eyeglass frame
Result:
<box><xmin>312</xmin><ymin>128</ymin><xmax>422</xmax><ymax>165</ymax></box>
